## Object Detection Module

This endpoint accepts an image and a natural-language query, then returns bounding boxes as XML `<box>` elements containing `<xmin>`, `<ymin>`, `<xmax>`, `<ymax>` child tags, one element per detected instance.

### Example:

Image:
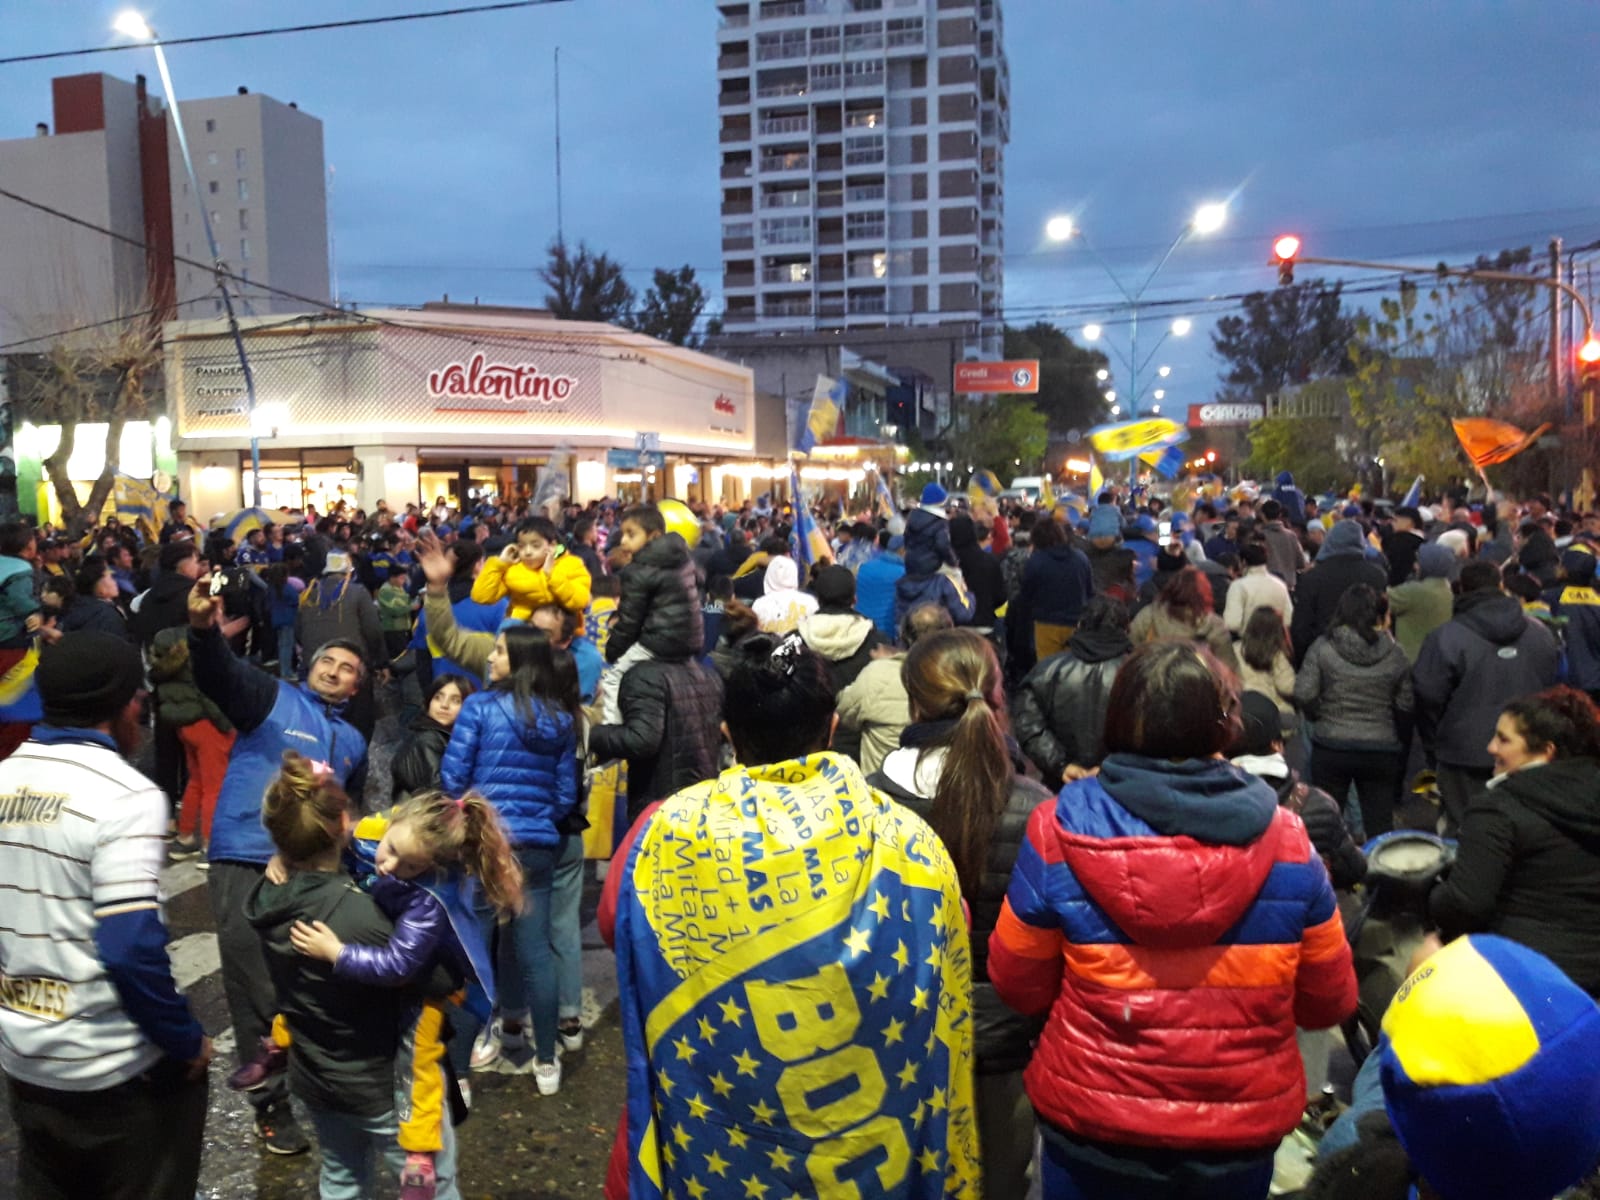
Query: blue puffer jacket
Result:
<box><xmin>893</xmin><ymin>569</ymin><xmax>976</xmax><ymax>629</ymax></box>
<box><xmin>439</xmin><ymin>689</ymin><xmax>578</xmax><ymax>847</ymax></box>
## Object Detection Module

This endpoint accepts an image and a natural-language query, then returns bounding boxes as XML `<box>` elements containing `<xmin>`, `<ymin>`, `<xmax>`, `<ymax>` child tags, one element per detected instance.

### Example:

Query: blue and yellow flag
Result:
<box><xmin>614</xmin><ymin>753</ymin><xmax>979</xmax><ymax>1200</ymax></box>
<box><xmin>1087</xmin><ymin>454</ymin><xmax>1106</xmax><ymax>500</ymax></box>
<box><xmin>1139</xmin><ymin>444</ymin><xmax>1187</xmax><ymax>480</ymax></box>
<box><xmin>1088</xmin><ymin>417</ymin><xmax>1186</xmax><ymax>462</ymax></box>
<box><xmin>113</xmin><ymin>473</ymin><xmax>168</xmax><ymax>542</ymax></box>
<box><xmin>788</xmin><ymin>462</ymin><xmax>831</xmax><ymax>568</ymax></box>
<box><xmin>796</xmin><ymin>375</ymin><xmax>847</xmax><ymax>455</ymax></box>
<box><xmin>872</xmin><ymin>468</ymin><xmax>898</xmax><ymax>520</ymax></box>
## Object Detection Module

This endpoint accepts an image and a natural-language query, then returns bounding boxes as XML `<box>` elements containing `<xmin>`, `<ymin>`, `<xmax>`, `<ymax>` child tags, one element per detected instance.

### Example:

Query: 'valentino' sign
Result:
<box><xmin>428</xmin><ymin>352</ymin><xmax>579</xmax><ymax>409</ymax></box>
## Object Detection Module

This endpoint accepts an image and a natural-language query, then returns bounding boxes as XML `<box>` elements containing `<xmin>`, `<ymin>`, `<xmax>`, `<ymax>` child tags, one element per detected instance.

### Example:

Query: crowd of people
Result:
<box><xmin>1</xmin><ymin>473</ymin><xmax>1599</xmax><ymax>1200</ymax></box>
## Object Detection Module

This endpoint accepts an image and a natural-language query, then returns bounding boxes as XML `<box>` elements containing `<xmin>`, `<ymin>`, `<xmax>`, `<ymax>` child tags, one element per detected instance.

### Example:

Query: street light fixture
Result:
<box><xmin>1581</xmin><ymin>337</ymin><xmax>1600</xmax><ymax>364</ymax></box>
<box><xmin>1171</xmin><ymin>318</ymin><xmax>1194</xmax><ymax>337</ymax></box>
<box><xmin>1158</xmin><ymin>365</ymin><xmax>1172</xmax><ymax>378</ymax></box>
<box><xmin>115</xmin><ymin>9</ymin><xmax>263</xmax><ymax>505</ymax></box>
<box><xmin>1095</xmin><ymin>368</ymin><xmax>1110</xmax><ymax>381</ymax></box>
<box><xmin>1104</xmin><ymin>390</ymin><xmax>1116</xmax><ymax>403</ymax></box>
<box><xmin>1153</xmin><ymin>389</ymin><xmax>1165</xmax><ymax>401</ymax></box>
<box><xmin>1192</xmin><ymin>203</ymin><xmax>1229</xmax><ymax>235</ymax></box>
<box><xmin>1110</xmin><ymin>405</ymin><xmax>1121</xmax><ymax>416</ymax></box>
<box><xmin>1083</xmin><ymin>323</ymin><xmax>1102</xmax><ymax>341</ymax></box>
<box><xmin>1045</xmin><ymin>214</ymin><xmax>1077</xmax><ymax>242</ymax></box>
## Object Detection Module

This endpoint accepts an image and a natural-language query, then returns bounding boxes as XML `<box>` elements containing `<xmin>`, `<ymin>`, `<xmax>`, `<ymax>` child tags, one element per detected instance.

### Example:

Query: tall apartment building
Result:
<box><xmin>0</xmin><ymin>72</ymin><xmax>329</xmax><ymax>350</ymax></box>
<box><xmin>715</xmin><ymin>0</ymin><xmax>1009</xmax><ymax>359</ymax></box>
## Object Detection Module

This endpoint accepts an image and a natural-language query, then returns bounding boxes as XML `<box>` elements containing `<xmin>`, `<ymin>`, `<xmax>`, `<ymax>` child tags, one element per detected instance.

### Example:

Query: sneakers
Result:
<box><xmin>469</xmin><ymin>1019</ymin><xmax>502</xmax><ymax>1070</ymax></box>
<box><xmin>533</xmin><ymin>1057</ymin><xmax>561</xmax><ymax>1096</ymax></box>
<box><xmin>254</xmin><ymin>1102</ymin><xmax>310</xmax><ymax>1156</ymax></box>
<box><xmin>399</xmin><ymin>1151</ymin><xmax>437</xmax><ymax>1200</ymax></box>
<box><xmin>457</xmin><ymin>1079</ymin><xmax>472</xmax><ymax>1111</ymax></box>
<box><xmin>228</xmin><ymin>1036</ymin><xmax>288</xmax><ymax>1092</ymax></box>
<box><xmin>558</xmin><ymin>1019</ymin><xmax>584</xmax><ymax>1054</ymax></box>
<box><xmin>168</xmin><ymin>837</ymin><xmax>202</xmax><ymax>861</ymax></box>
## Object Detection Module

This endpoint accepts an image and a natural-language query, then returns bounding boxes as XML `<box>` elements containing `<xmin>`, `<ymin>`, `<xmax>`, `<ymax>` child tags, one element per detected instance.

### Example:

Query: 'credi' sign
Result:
<box><xmin>428</xmin><ymin>352</ymin><xmax>579</xmax><ymax>409</ymax></box>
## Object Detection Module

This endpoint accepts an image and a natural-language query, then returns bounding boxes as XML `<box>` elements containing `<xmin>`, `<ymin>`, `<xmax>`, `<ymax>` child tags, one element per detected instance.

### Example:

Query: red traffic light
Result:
<box><xmin>1272</xmin><ymin>235</ymin><xmax>1301</xmax><ymax>262</ymax></box>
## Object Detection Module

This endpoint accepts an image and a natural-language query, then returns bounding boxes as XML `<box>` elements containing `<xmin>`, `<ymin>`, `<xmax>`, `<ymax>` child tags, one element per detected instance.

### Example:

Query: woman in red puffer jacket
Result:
<box><xmin>987</xmin><ymin>640</ymin><xmax>1357</xmax><ymax>1200</ymax></box>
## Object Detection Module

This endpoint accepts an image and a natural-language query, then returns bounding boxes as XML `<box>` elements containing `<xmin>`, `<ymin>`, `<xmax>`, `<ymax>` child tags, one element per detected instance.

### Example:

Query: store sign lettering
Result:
<box><xmin>428</xmin><ymin>352</ymin><xmax>579</xmax><ymax>408</ymax></box>
<box><xmin>714</xmin><ymin>394</ymin><xmax>737</xmax><ymax>416</ymax></box>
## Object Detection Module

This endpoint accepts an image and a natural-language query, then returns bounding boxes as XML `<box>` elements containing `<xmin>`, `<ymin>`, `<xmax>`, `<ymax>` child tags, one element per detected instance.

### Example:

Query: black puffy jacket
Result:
<box><xmin>869</xmin><ymin>746</ymin><xmax>1050</xmax><ymax>1074</ymax></box>
<box><xmin>589</xmin><ymin>657</ymin><xmax>723</xmax><ymax>821</ymax></box>
<box><xmin>1290</xmin><ymin>553</ymin><xmax>1390</xmax><ymax>663</ymax></box>
<box><xmin>390</xmin><ymin>713</ymin><xmax>451</xmax><ymax>802</ymax></box>
<box><xmin>1413</xmin><ymin>590</ymin><xmax>1560</xmax><ymax>770</ymax></box>
<box><xmin>1272</xmin><ymin>769</ymin><xmax>1367</xmax><ymax>890</ymax></box>
<box><xmin>1012</xmin><ymin>629</ymin><xmax>1130</xmax><ymax>787</ymax></box>
<box><xmin>1431</xmin><ymin>757</ymin><xmax>1600</xmax><ymax>996</ymax></box>
<box><xmin>606</xmin><ymin>532</ymin><xmax>703</xmax><ymax>663</ymax></box>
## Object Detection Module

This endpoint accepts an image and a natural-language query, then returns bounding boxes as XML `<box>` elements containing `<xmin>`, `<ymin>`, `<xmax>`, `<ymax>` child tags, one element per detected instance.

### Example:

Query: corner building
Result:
<box><xmin>716</xmin><ymin>0</ymin><xmax>1009</xmax><ymax>357</ymax></box>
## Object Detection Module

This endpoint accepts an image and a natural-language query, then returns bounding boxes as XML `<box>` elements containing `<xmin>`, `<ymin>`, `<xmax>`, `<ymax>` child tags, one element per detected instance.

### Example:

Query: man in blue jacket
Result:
<box><xmin>187</xmin><ymin>576</ymin><xmax>367</xmax><ymax>1156</ymax></box>
<box><xmin>855</xmin><ymin>529</ymin><xmax>905</xmax><ymax>639</ymax></box>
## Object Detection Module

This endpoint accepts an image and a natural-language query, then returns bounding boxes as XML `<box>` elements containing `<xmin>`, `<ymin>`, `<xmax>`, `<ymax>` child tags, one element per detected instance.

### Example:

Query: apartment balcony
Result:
<box><xmin>762</xmin><ymin>297</ymin><xmax>813</xmax><ymax>318</ymax></box>
<box><xmin>720</xmin><ymin>13</ymin><xmax>750</xmax><ymax>29</ymax></box>
<box><xmin>886</xmin><ymin>27</ymin><xmax>924</xmax><ymax>51</ymax></box>
<box><xmin>756</xmin><ymin>81</ymin><xmax>807</xmax><ymax>100</ymax></box>
<box><xmin>845</xmin><ymin>221</ymin><xmax>886</xmax><ymax>242</ymax></box>
<box><xmin>810</xmin><ymin>35</ymin><xmax>841</xmax><ymax>55</ymax></box>
<box><xmin>762</xmin><ymin>265</ymin><xmax>813</xmax><ymax>284</ymax></box>
<box><xmin>845</xmin><ymin>183</ymin><xmax>886</xmax><ymax>204</ymax></box>
<box><xmin>721</xmin><ymin>160</ymin><xmax>753</xmax><ymax>180</ymax></box>
<box><xmin>816</xmin><ymin>188</ymin><xmax>843</xmax><ymax>209</ymax></box>
<box><xmin>843</xmin><ymin>32</ymin><xmax>885</xmax><ymax>53</ymax></box>
<box><xmin>842</xmin><ymin>69</ymin><xmax>886</xmax><ymax>90</ymax></box>
<box><xmin>814</xmin><ymin>154</ymin><xmax>844</xmax><ymax>173</ymax></box>
<box><xmin>721</xmin><ymin>198</ymin><xmax>754</xmax><ymax>216</ymax></box>
<box><xmin>719</xmin><ymin>89</ymin><xmax>752</xmax><ymax>107</ymax></box>
<box><xmin>758</xmin><ymin>115</ymin><xmax>810</xmax><ymax>137</ymax></box>
<box><xmin>756</xmin><ymin>41</ymin><xmax>808</xmax><ymax>62</ymax></box>
<box><xmin>848</xmin><ymin>294</ymin><xmax>888</xmax><ymax>315</ymax></box>
<box><xmin>818</xmin><ymin>297</ymin><xmax>847</xmax><ymax>318</ymax></box>
<box><xmin>724</xmin><ymin>271</ymin><xmax>756</xmax><ymax>290</ymax></box>
<box><xmin>757</xmin><ymin>0</ymin><xmax>825</xmax><ymax>19</ymax></box>
<box><xmin>843</xmin><ymin>146</ymin><xmax>885</xmax><ymax>167</ymax></box>
<box><xmin>758</xmin><ymin>152</ymin><xmax>811</xmax><ymax>173</ymax></box>
<box><xmin>720</xmin><ymin>124</ymin><xmax>753</xmax><ymax>144</ymax></box>
<box><xmin>846</xmin><ymin>260</ymin><xmax>886</xmax><ymax>280</ymax></box>
<box><xmin>719</xmin><ymin>51</ymin><xmax>751</xmax><ymax>71</ymax></box>
<box><xmin>761</xmin><ymin>190</ymin><xmax>811</xmax><ymax>209</ymax></box>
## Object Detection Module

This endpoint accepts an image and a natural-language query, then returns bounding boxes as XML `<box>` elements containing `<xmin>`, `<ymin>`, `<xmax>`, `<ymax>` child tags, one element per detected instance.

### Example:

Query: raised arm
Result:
<box><xmin>187</xmin><ymin>579</ymin><xmax>279</xmax><ymax>733</ymax></box>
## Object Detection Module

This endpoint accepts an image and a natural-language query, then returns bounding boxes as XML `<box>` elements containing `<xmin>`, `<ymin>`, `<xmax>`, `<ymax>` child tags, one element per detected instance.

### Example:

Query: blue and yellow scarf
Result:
<box><xmin>615</xmin><ymin>752</ymin><xmax>979</xmax><ymax>1199</ymax></box>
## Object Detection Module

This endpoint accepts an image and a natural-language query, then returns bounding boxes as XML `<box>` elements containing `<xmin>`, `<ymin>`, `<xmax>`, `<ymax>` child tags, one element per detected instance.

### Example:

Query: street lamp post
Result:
<box><xmin>115</xmin><ymin>9</ymin><xmax>263</xmax><ymax>507</ymax></box>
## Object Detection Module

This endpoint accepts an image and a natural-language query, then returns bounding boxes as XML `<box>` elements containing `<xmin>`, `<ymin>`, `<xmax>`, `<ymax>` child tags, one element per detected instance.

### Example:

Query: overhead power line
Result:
<box><xmin>0</xmin><ymin>1</ymin><xmax>575</xmax><ymax>68</ymax></box>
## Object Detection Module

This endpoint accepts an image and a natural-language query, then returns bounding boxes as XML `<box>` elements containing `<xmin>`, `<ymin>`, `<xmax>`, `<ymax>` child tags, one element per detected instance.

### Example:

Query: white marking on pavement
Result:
<box><xmin>162</xmin><ymin>859</ymin><xmax>210</xmax><ymax>899</ymax></box>
<box><xmin>169</xmin><ymin>932</ymin><xmax>221</xmax><ymax>991</ymax></box>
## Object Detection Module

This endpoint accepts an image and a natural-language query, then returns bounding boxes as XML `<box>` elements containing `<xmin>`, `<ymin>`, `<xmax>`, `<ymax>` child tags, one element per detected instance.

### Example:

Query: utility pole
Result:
<box><xmin>554</xmin><ymin>47</ymin><xmax>564</xmax><ymax>249</ymax></box>
<box><xmin>1551</xmin><ymin>237</ymin><xmax>1564</xmax><ymax>409</ymax></box>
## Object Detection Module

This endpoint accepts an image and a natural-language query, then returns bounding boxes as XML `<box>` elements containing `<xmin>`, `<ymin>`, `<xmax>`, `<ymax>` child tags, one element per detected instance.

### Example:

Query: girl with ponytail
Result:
<box><xmin>866</xmin><ymin>628</ymin><xmax>1052</xmax><ymax>1198</ymax></box>
<box><xmin>251</xmin><ymin>754</ymin><xmax>524</xmax><ymax>1200</ymax></box>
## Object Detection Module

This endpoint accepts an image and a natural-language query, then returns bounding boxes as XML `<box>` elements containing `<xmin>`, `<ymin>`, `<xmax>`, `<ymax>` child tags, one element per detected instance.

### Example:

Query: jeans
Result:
<box><xmin>302</xmin><ymin>1105</ymin><xmax>425</xmax><ymax>1200</ymax></box>
<box><xmin>1309</xmin><ymin>742</ymin><xmax>1404</xmax><ymax>840</ymax></box>
<box><xmin>497</xmin><ymin>843</ymin><xmax>561</xmax><ymax>1062</ymax></box>
<box><xmin>1039</xmin><ymin>1128</ymin><xmax>1274</xmax><ymax>1200</ymax></box>
<box><xmin>550</xmin><ymin>834</ymin><xmax>584</xmax><ymax>1023</ymax></box>
<box><xmin>276</xmin><ymin>624</ymin><xmax>297</xmax><ymax>679</ymax></box>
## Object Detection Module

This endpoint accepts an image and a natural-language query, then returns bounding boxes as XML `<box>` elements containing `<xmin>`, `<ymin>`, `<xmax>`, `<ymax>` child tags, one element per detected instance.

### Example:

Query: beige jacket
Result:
<box><xmin>834</xmin><ymin>655</ymin><xmax>912</xmax><ymax>775</ymax></box>
<box><xmin>1130</xmin><ymin>602</ymin><xmax>1240</xmax><ymax>674</ymax></box>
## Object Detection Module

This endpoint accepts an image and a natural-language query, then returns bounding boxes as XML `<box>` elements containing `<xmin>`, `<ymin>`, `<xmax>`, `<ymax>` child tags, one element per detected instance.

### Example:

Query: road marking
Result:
<box><xmin>161</xmin><ymin>859</ymin><xmax>209</xmax><ymax>900</ymax></box>
<box><xmin>169</xmin><ymin>932</ymin><xmax>221</xmax><ymax>991</ymax></box>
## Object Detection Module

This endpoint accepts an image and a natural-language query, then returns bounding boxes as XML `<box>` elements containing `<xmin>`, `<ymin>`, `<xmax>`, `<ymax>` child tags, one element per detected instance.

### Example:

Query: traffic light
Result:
<box><xmin>1272</xmin><ymin>235</ymin><xmax>1301</xmax><ymax>286</ymax></box>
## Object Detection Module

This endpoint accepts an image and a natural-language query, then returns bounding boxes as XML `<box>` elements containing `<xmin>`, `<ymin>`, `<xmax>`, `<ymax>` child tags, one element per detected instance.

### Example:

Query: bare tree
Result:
<box><xmin>10</xmin><ymin>298</ymin><xmax>164</xmax><ymax>537</ymax></box>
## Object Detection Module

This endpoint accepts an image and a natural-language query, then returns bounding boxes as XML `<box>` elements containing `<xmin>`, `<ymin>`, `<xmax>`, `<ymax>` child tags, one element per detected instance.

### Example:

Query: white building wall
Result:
<box><xmin>168</xmin><ymin>92</ymin><xmax>329</xmax><ymax>320</ymax></box>
<box><xmin>0</xmin><ymin>76</ymin><xmax>148</xmax><ymax>349</ymax></box>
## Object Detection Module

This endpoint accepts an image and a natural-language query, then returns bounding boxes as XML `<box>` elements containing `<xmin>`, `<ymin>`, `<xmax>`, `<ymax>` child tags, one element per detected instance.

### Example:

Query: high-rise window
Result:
<box><xmin>240</xmin><ymin>238</ymin><xmax>251</xmax><ymax>261</ymax></box>
<box><xmin>239</xmin><ymin>209</ymin><xmax>249</xmax><ymax>231</ymax></box>
<box><xmin>235</xmin><ymin>148</ymin><xmax>247</xmax><ymax>169</ymax></box>
<box><xmin>238</xmin><ymin>179</ymin><xmax>249</xmax><ymax>201</ymax></box>
<box><xmin>204</xmin><ymin>119</ymin><xmax>216</xmax><ymax>133</ymax></box>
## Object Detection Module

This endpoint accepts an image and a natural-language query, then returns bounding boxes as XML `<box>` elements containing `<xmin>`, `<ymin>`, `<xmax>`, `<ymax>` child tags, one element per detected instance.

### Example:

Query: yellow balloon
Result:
<box><xmin>658</xmin><ymin>498</ymin><xmax>701</xmax><ymax>546</ymax></box>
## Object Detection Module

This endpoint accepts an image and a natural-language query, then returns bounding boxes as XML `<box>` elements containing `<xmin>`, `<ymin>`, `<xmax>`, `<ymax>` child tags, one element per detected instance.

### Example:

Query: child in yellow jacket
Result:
<box><xmin>472</xmin><ymin>516</ymin><xmax>591</xmax><ymax>620</ymax></box>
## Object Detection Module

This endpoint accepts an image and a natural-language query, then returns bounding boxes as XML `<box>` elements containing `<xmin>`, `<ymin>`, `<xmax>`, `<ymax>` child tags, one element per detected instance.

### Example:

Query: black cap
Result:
<box><xmin>38</xmin><ymin>632</ymin><xmax>144</xmax><ymax>727</ymax></box>
<box><xmin>1235</xmin><ymin>691</ymin><xmax>1285</xmax><ymax>758</ymax></box>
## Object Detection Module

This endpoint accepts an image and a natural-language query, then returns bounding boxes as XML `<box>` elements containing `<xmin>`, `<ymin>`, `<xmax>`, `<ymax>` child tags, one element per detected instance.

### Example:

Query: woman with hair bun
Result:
<box><xmin>868</xmin><ymin>627</ymin><xmax>1051</xmax><ymax>1196</ymax></box>
<box><xmin>1430</xmin><ymin>685</ymin><xmax>1600</xmax><ymax>996</ymax></box>
<box><xmin>988</xmin><ymin>641</ymin><xmax>1357</xmax><ymax>1200</ymax></box>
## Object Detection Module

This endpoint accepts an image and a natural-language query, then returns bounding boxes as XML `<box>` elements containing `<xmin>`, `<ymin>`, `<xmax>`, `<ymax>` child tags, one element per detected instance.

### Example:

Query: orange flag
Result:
<box><xmin>1452</xmin><ymin>418</ymin><xmax>1551</xmax><ymax>468</ymax></box>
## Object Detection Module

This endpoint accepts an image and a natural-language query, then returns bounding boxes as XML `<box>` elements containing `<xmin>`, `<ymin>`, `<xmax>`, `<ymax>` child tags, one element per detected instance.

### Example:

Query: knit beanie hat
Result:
<box><xmin>919</xmin><ymin>481</ymin><xmax>948</xmax><ymax>507</ymax></box>
<box><xmin>38</xmin><ymin>631</ymin><xmax>144</xmax><ymax>727</ymax></box>
<box><xmin>1417</xmin><ymin>543</ymin><xmax>1458</xmax><ymax>582</ymax></box>
<box><xmin>1379</xmin><ymin>934</ymin><xmax>1600</xmax><ymax>1200</ymax></box>
<box><xmin>1087</xmin><ymin>505</ymin><xmax>1121</xmax><ymax>540</ymax></box>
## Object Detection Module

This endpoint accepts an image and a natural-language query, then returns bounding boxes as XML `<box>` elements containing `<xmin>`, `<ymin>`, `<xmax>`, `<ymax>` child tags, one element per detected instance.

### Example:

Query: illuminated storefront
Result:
<box><xmin>165</xmin><ymin>306</ymin><xmax>768</xmax><ymax>520</ymax></box>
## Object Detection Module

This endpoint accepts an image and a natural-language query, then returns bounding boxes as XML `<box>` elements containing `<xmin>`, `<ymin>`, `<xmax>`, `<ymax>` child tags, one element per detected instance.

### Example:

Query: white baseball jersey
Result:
<box><xmin>0</xmin><ymin>734</ymin><xmax>171</xmax><ymax>1090</ymax></box>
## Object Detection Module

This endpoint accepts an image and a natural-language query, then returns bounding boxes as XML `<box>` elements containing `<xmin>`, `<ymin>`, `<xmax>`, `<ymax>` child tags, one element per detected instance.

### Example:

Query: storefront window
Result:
<box><xmin>241</xmin><ymin>449</ymin><xmax>358</xmax><ymax>513</ymax></box>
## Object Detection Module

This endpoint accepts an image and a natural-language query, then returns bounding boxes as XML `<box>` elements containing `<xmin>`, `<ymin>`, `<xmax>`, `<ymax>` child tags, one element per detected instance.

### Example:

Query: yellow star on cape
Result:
<box><xmin>892</xmin><ymin>940</ymin><xmax>910</xmax><ymax>971</ymax></box>
<box><xmin>685</xmin><ymin>1178</ymin><xmax>709</xmax><ymax>1200</ymax></box>
<box><xmin>767</xmin><ymin>1144</ymin><xmax>796</xmax><ymax>1172</ymax></box>
<box><xmin>925</xmin><ymin>1029</ymin><xmax>938</xmax><ymax>1054</ymax></box>
<box><xmin>686</xmin><ymin>1093</ymin><xmax>711</xmax><ymax>1121</ymax></box>
<box><xmin>750</xmin><ymin>1098</ymin><xmax>778</xmax><ymax>1125</ymax></box>
<box><xmin>709</xmin><ymin>1071</ymin><xmax>734</xmax><ymax>1098</ymax></box>
<box><xmin>673</xmin><ymin>1123</ymin><xmax>693</xmax><ymax>1149</ymax></box>
<box><xmin>912</xmin><ymin>986</ymin><xmax>929</xmax><ymax>1011</ymax></box>
<box><xmin>929</xmin><ymin>1085</ymin><xmax>947</xmax><ymax>1114</ymax></box>
<box><xmin>733</xmin><ymin>1048</ymin><xmax>761</xmax><ymax>1078</ymax></box>
<box><xmin>897</xmin><ymin>1059</ymin><xmax>919</xmax><ymax>1088</ymax></box>
<box><xmin>867</xmin><ymin>972</ymin><xmax>891</xmax><ymax>1001</ymax></box>
<box><xmin>910</xmin><ymin>1100</ymin><xmax>926</xmax><ymax>1128</ymax></box>
<box><xmin>706</xmin><ymin>1149</ymin><xmax>731</xmax><ymax>1177</ymax></box>
<box><xmin>719</xmin><ymin>996</ymin><xmax>747</xmax><ymax>1027</ymax></box>
<box><xmin>728</xmin><ymin>1127</ymin><xmax>750</xmax><ymax>1150</ymax></box>
<box><xmin>662</xmin><ymin>1142</ymin><xmax>677</xmax><ymax>1168</ymax></box>
<box><xmin>843</xmin><ymin>926</ymin><xmax>872</xmax><ymax>958</ymax></box>
<box><xmin>658</xmin><ymin>1070</ymin><xmax>677</xmax><ymax>1096</ymax></box>
<box><xmin>868</xmin><ymin>891</ymin><xmax>891</xmax><ymax>920</ymax></box>
<box><xmin>743</xmin><ymin>1177</ymin><xmax>770</xmax><ymax>1200</ymax></box>
<box><xmin>674</xmin><ymin>1035</ymin><xmax>697</xmax><ymax>1063</ymax></box>
<box><xmin>925</xmin><ymin>943</ymin><xmax>943</xmax><ymax>969</ymax></box>
<box><xmin>696</xmin><ymin>1015</ymin><xmax>719</xmax><ymax>1046</ymax></box>
<box><xmin>918</xmin><ymin>1147</ymin><xmax>942</xmax><ymax>1173</ymax></box>
<box><xmin>902</xmin><ymin>898</ymin><xmax>912</xmax><ymax>921</ymax></box>
<box><xmin>930</xmin><ymin>906</ymin><xmax>947</xmax><ymax>934</ymax></box>
<box><xmin>883</xmin><ymin>1016</ymin><xmax>906</xmax><ymax>1045</ymax></box>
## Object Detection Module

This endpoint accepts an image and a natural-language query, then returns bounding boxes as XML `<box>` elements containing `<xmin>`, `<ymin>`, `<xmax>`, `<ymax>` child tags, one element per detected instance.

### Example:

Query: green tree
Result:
<box><xmin>1212</xmin><ymin>280</ymin><xmax>1356</xmax><ymax>402</ymax></box>
<box><xmin>1003</xmin><ymin>321</ymin><xmax>1110</xmax><ymax>435</ymax></box>
<box><xmin>957</xmin><ymin>395</ymin><xmax>1049</xmax><ymax>478</ymax></box>
<box><xmin>628</xmin><ymin>265</ymin><xmax>707</xmax><ymax>347</ymax></box>
<box><xmin>540</xmin><ymin>239</ymin><xmax>635</xmax><ymax>323</ymax></box>
<box><xmin>1242</xmin><ymin>412</ymin><xmax>1346</xmax><ymax>494</ymax></box>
